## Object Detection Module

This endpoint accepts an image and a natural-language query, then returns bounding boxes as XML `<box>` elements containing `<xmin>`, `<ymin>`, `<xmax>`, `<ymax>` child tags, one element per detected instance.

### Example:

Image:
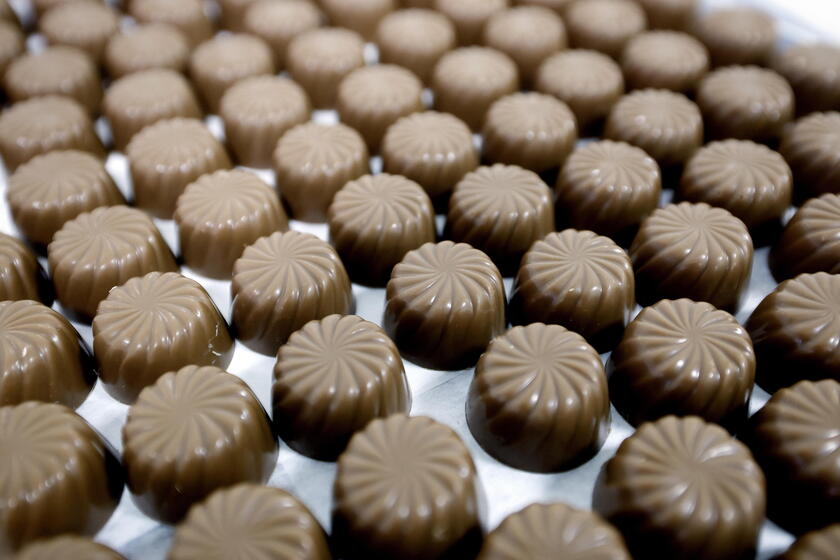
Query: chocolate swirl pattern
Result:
<box><xmin>780</xmin><ymin>524</ymin><xmax>840</xmax><ymax>560</ymax></box>
<box><xmin>17</xmin><ymin>536</ymin><xmax>124</xmax><ymax>560</ymax></box>
<box><xmin>0</xmin><ymin>233</ymin><xmax>50</xmax><ymax>303</ymax></box>
<box><xmin>483</xmin><ymin>6</ymin><xmax>566</xmax><ymax>83</ymax></box>
<box><xmin>376</xmin><ymin>8</ymin><xmax>456</xmax><ymax>83</ymax></box>
<box><xmin>780</xmin><ymin>112</ymin><xmax>840</xmax><ymax>198</ymax></box>
<box><xmin>104</xmin><ymin>23</ymin><xmax>190</xmax><ymax>79</ymax></box>
<box><xmin>773</xmin><ymin>44</ymin><xmax>840</xmax><ymax>114</ymax></box>
<box><xmin>771</xmin><ymin>194</ymin><xmax>840</xmax><ymax>280</ymax></box>
<box><xmin>287</xmin><ymin>27</ymin><xmax>365</xmax><ymax>108</ymax></box>
<box><xmin>621</xmin><ymin>31</ymin><xmax>709</xmax><ymax>93</ymax></box>
<box><xmin>565</xmin><ymin>0</ymin><xmax>647</xmax><ymax>58</ymax></box>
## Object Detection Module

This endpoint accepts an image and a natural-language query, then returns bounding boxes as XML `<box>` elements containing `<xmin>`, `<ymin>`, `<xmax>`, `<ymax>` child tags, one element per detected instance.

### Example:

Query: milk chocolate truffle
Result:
<box><xmin>693</xmin><ymin>7</ymin><xmax>775</xmax><ymax>67</ymax></box>
<box><xmin>231</xmin><ymin>231</ymin><xmax>353</xmax><ymax>356</ymax></box>
<box><xmin>680</xmin><ymin>140</ymin><xmax>793</xmax><ymax>229</ymax></box>
<box><xmin>747</xmin><ymin>273</ymin><xmax>840</xmax><ymax>392</ymax></box>
<box><xmin>635</xmin><ymin>0</ymin><xmax>697</xmax><ymax>30</ymax></box>
<box><xmin>446</xmin><ymin>164</ymin><xmax>554</xmax><ymax>274</ymax></box>
<box><xmin>104</xmin><ymin>69</ymin><xmax>202</xmax><ymax>151</ymax></box>
<box><xmin>104</xmin><ymin>24</ymin><xmax>190</xmax><ymax>79</ymax></box>
<box><xmin>274</xmin><ymin>314</ymin><xmax>410</xmax><ymax>460</ymax></box>
<box><xmin>381</xmin><ymin>111</ymin><xmax>478</xmax><ymax>198</ymax></box>
<box><xmin>594</xmin><ymin>415</ymin><xmax>766</xmax><ymax>560</ymax></box>
<box><xmin>0</xmin><ymin>20</ymin><xmax>22</xmax><ymax>78</ymax></box>
<box><xmin>535</xmin><ymin>50</ymin><xmax>624</xmax><ymax>129</ymax></box>
<box><xmin>0</xmin><ymin>300</ymin><xmax>95</xmax><ymax>408</ymax></box>
<box><xmin>609</xmin><ymin>299</ymin><xmax>754</xmax><ymax>427</ymax></box>
<box><xmin>478</xmin><ymin>503</ymin><xmax>631</xmax><ymax>560</ymax></box>
<box><xmin>376</xmin><ymin>8</ymin><xmax>456</xmax><ymax>83</ymax></box>
<box><xmin>481</xmin><ymin>92</ymin><xmax>577</xmax><ymax>172</ymax></box>
<box><xmin>175</xmin><ymin>170</ymin><xmax>288</xmax><ymax>279</ymax></box>
<box><xmin>93</xmin><ymin>272</ymin><xmax>234</xmax><ymax>403</ymax></box>
<box><xmin>565</xmin><ymin>0</ymin><xmax>647</xmax><ymax>59</ymax></box>
<box><xmin>0</xmin><ymin>402</ymin><xmax>122</xmax><ymax>555</ymax></box>
<box><xmin>0</xmin><ymin>234</ymin><xmax>50</xmax><ymax>303</ymax></box>
<box><xmin>273</xmin><ymin>122</ymin><xmax>368</xmax><ymax>222</ymax></box>
<box><xmin>631</xmin><ymin>203</ymin><xmax>753</xmax><ymax>311</ymax></box>
<box><xmin>130</xmin><ymin>0</ymin><xmax>213</xmax><ymax>47</ymax></box>
<box><xmin>4</xmin><ymin>47</ymin><xmax>101</xmax><ymax>115</ymax></box>
<box><xmin>774</xmin><ymin>44</ymin><xmax>840</xmax><ymax>114</ymax></box>
<box><xmin>170</xmin><ymin>484</ymin><xmax>330</xmax><ymax>560</ymax></box>
<box><xmin>243</xmin><ymin>0</ymin><xmax>322</xmax><ymax>68</ymax></box>
<box><xmin>287</xmin><ymin>27</ymin><xmax>365</xmax><ymax>108</ymax></box>
<box><xmin>189</xmin><ymin>34</ymin><xmax>274</xmax><ymax>113</ymax></box>
<box><xmin>220</xmin><ymin>76</ymin><xmax>310</xmax><ymax>168</ymax></box>
<box><xmin>698</xmin><ymin>66</ymin><xmax>794</xmax><ymax>142</ymax></box>
<box><xmin>17</xmin><ymin>537</ymin><xmax>124</xmax><ymax>560</ymax></box>
<box><xmin>322</xmin><ymin>0</ymin><xmax>394</xmax><ymax>39</ymax></box>
<box><xmin>333</xmin><ymin>414</ymin><xmax>483</xmax><ymax>559</ymax></box>
<box><xmin>771</xmin><ymin>194</ymin><xmax>840</xmax><ymax>280</ymax></box>
<box><xmin>605</xmin><ymin>89</ymin><xmax>702</xmax><ymax>166</ymax></box>
<box><xmin>122</xmin><ymin>365</ymin><xmax>277</xmax><ymax>523</ymax></box>
<box><xmin>127</xmin><ymin>118</ymin><xmax>231</xmax><ymax>218</ymax></box>
<box><xmin>622</xmin><ymin>31</ymin><xmax>708</xmax><ymax>93</ymax></box>
<box><xmin>510</xmin><ymin>230</ymin><xmax>635</xmax><ymax>350</ymax></box>
<box><xmin>39</xmin><ymin>1</ymin><xmax>118</xmax><ymax>64</ymax></box>
<box><xmin>385</xmin><ymin>241</ymin><xmax>506</xmax><ymax>369</ymax></box>
<box><xmin>432</xmin><ymin>47</ymin><xmax>519</xmax><ymax>130</ymax></box>
<box><xmin>468</xmin><ymin>324</ymin><xmax>609</xmax><ymax>471</ymax></box>
<box><xmin>749</xmin><ymin>380</ymin><xmax>840</xmax><ymax>533</ymax></box>
<box><xmin>556</xmin><ymin>141</ymin><xmax>661</xmax><ymax>238</ymax></box>
<box><xmin>328</xmin><ymin>173</ymin><xmax>436</xmax><ymax>285</ymax></box>
<box><xmin>434</xmin><ymin>0</ymin><xmax>507</xmax><ymax>46</ymax></box>
<box><xmin>780</xmin><ymin>112</ymin><xmax>840</xmax><ymax>198</ymax></box>
<box><xmin>780</xmin><ymin>525</ymin><xmax>840</xmax><ymax>560</ymax></box>
<box><xmin>483</xmin><ymin>6</ymin><xmax>566</xmax><ymax>84</ymax></box>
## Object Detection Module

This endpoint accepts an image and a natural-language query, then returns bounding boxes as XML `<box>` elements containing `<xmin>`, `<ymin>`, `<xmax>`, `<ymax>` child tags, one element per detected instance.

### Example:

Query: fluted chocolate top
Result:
<box><xmin>376</xmin><ymin>8</ymin><xmax>456</xmax><ymax>83</ymax></box>
<box><xmin>130</xmin><ymin>0</ymin><xmax>213</xmax><ymax>47</ymax></box>
<box><xmin>435</xmin><ymin>0</ymin><xmax>507</xmax><ymax>45</ymax></box>
<box><xmin>104</xmin><ymin>24</ymin><xmax>190</xmax><ymax>79</ymax></box>
<box><xmin>483</xmin><ymin>6</ymin><xmax>566</xmax><ymax>84</ymax></box>
<box><xmin>39</xmin><ymin>1</ymin><xmax>118</xmax><ymax>63</ymax></box>
<box><xmin>774</xmin><ymin>43</ymin><xmax>840</xmax><ymax>114</ymax></box>
<box><xmin>243</xmin><ymin>0</ymin><xmax>322</xmax><ymax>69</ymax></box>
<box><xmin>17</xmin><ymin>537</ymin><xmax>124</xmax><ymax>560</ymax></box>
<box><xmin>693</xmin><ymin>7</ymin><xmax>775</xmax><ymax>67</ymax></box>
<box><xmin>771</xmin><ymin>194</ymin><xmax>840</xmax><ymax>280</ymax></box>
<box><xmin>287</xmin><ymin>27</ymin><xmax>365</xmax><ymax>108</ymax></box>
<box><xmin>565</xmin><ymin>0</ymin><xmax>647</xmax><ymax>58</ymax></box>
<box><xmin>621</xmin><ymin>31</ymin><xmax>709</xmax><ymax>93</ymax></box>
<box><xmin>780</xmin><ymin>112</ymin><xmax>840</xmax><ymax>199</ymax></box>
<box><xmin>0</xmin><ymin>233</ymin><xmax>50</xmax><ymax>303</ymax></box>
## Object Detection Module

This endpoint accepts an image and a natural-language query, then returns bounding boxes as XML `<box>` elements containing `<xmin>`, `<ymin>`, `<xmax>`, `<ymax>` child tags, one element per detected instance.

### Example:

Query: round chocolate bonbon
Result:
<box><xmin>375</xmin><ymin>8</ymin><xmax>456</xmax><ymax>83</ymax></box>
<box><xmin>635</xmin><ymin>0</ymin><xmax>697</xmax><ymax>30</ymax></box>
<box><xmin>693</xmin><ymin>7</ymin><xmax>775</xmax><ymax>67</ymax></box>
<box><xmin>170</xmin><ymin>484</ymin><xmax>330</xmax><ymax>560</ymax></box>
<box><xmin>93</xmin><ymin>272</ymin><xmax>234</xmax><ymax>403</ymax></box>
<box><xmin>321</xmin><ymin>0</ymin><xmax>394</xmax><ymax>39</ymax></box>
<box><xmin>231</xmin><ymin>230</ymin><xmax>353</xmax><ymax>356</ymax></box>
<box><xmin>609</xmin><ymin>299</ymin><xmax>755</xmax><ymax>427</ymax></box>
<box><xmin>434</xmin><ymin>0</ymin><xmax>507</xmax><ymax>46</ymax></box>
<box><xmin>130</xmin><ymin>0</ymin><xmax>213</xmax><ymax>47</ymax></box>
<box><xmin>483</xmin><ymin>6</ymin><xmax>566</xmax><ymax>84</ymax></box>
<box><xmin>0</xmin><ymin>233</ymin><xmax>51</xmax><ymax>303</ymax></box>
<box><xmin>779</xmin><ymin>524</ymin><xmax>840</xmax><ymax>560</ymax></box>
<box><xmin>621</xmin><ymin>31</ymin><xmax>708</xmax><ymax>93</ymax></box>
<box><xmin>274</xmin><ymin>314</ymin><xmax>410</xmax><ymax>460</ymax></box>
<box><xmin>771</xmin><ymin>194</ymin><xmax>840</xmax><ymax>280</ymax></box>
<box><xmin>17</xmin><ymin>537</ymin><xmax>124</xmax><ymax>560</ymax></box>
<box><xmin>773</xmin><ymin>43</ymin><xmax>840</xmax><ymax>114</ymax></box>
<box><xmin>468</xmin><ymin>323</ymin><xmax>609</xmax><ymax>472</ymax></box>
<box><xmin>104</xmin><ymin>24</ymin><xmax>190</xmax><ymax>79</ymax></box>
<box><xmin>780</xmin><ymin>112</ymin><xmax>840</xmax><ymax>199</ymax></box>
<box><xmin>122</xmin><ymin>365</ymin><xmax>277</xmax><ymax>524</ymax></box>
<box><xmin>39</xmin><ymin>0</ymin><xmax>118</xmax><ymax>63</ymax></box>
<box><xmin>243</xmin><ymin>0</ymin><xmax>322</xmax><ymax>68</ymax></box>
<box><xmin>328</xmin><ymin>173</ymin><xmax>436</xmax><ymax>286</ymax></box>
<box><xmin>0</xmin><ymin>21</ymin><xmax>23</xmax><ymax>78</ymax></box>
<box><xmin>287</xmin><ymin>27</ymin><xmax>365</xmax><ymax>108</ymax></box>
<box><xmin>565</xmin><ymin>0</ymin><xmax>647</xmax><ymax>59</ymax></box>
<box><xmin>333</xmin><ymin>414</ymin><xmax>483</xmax><ymax>559</ymax></box>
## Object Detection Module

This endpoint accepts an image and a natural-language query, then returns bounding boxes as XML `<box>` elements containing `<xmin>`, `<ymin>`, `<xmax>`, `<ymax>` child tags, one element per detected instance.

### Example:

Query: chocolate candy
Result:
<box><xmin>780</xmin><ymin>112</ymin><xmax>840</xmax><ymax>198</ymax></box>
<box><xmin>274</xmin><ymin>314</ymin><xmax>410</xmax><ymax>460</ymax></box>
<box><xmin>122</xmin><ymin>365</ymin><xmax>277</xmax><ymax>523</ymax></box>
<box><xmin>483</xmin><ymin>6</ymin><xmax>566</xmax><ymax>84</ymax></box>
<box><xmin>435</xmin><ymin>0</ymin><xmax>507</xmax><ymax>46</ymax></box>
<box><xmin>510</xmin><ymin>230</ymin><xmax>635</xmax><ymax>351</ymax></box>
<box><xmin>287</xmin><ymin>27</ymin><xmax>365</xmax><ymax>108</ymax></box>
<box><xmin>605</xmin><ymin>89</ymin><xmax>702</xmax><ymax>167</ymax></box>
<box><xmin>556</xmin><ymin>140</ymin><xmax>661</xmax><ymax>239</ymax></box>
<box><xmin>481</xmin><ymin>92</ymin><xmax>577</xmax><ymax>172</ymax></box>
<box><xmin>385</xmin><ymin>241</ymin><xmax>505</xmax><ymax>369</ymax></box>
<box><xmin>609</xmin><ymin>299</ymin><xmax>755</xmax><ymax>428</ymax></box>
<box><xmin>478</xmin><ymin>503</ymin><xmax>631</xmax><ymax>560</ymax></box>
<box><xmin>130</xmin><ymin>0</ymin><xmax>213</xmax><ymax>47</ymax></box>
<box><xmin>771</xmin><ymin>194</ymin><xmax>840</xmax><ymax>280</ymax></box>
<box><xmin>381</xmin><ymin>111</ymin><xmax>478</xmax><ymax>198</ymax></box>
<box><xmin>243</xmin><ymin>0</ymin><xmax>322</xmax><ymax>68</ymax></box>
<box><xmin>630</xmin><ymin>202</ymin><xmax>753</xmax><ymax>311</ymax></box>
<box><xmin>749</xmin><ymin>380</ymin><xmax>840</xmax><ymax>534</ymax></box>
<box><xmin>0</xmin><ymin>21</ymin><xmax>23</xmax><ymax>78</ymax></box>
<box><xmin>4</xmin><ymin>46</ymin><xmax>101</xmax><ymax>115</ymax></box>
<box><xmin>39</xmin><ymin>1</ymin><xmax>118</xmax><ymax>64</ymax></box>
<box><xmin>175</xmin><ymin>170</ymin><xmax>287</xmax><ymax>279</ymax></box>
<box><xmin>0</xmin><ymin>402</ymin><xmax>123</xmax><ymax>554</ymax></box>
<box><xmin>535</xmin><ymin>50</ymin><xmax>624</xmax><ymax>129</ymax></box>
<box><xmin>680</xmin><ymin>140</ymin><xmax>793</xmax><ymax>229</ymax></box>
<box><xmin>0</xmin><ymin>233</ymin><xmax>50</xmax><ymax>303</ymax></box>
<box><xmin>594</xmin><ymin>415</ymin><xmax>765</xmax><ymax>560</ymax></box>
<box><xmin>697</xmin><ymin>66</ymin><xmax>794</xmax><ymax>142</ymax></box>
<box><xmin>220</xmin><ymin>75</ymin><xmax>310</xmax><ymax>168</ymax></box>
<box><xmin>17</xmin><ymin>537</ymin><xmax>124</xmax><ymax>560</ymax></box>
<box><xmin>127</xmin><ymin>118</ymin><xmax>231</xmax><ymax>218</ymax></box>
<box><xmin>468</xmin><ymin>323</ymin><xmax>609</xmax><ymax>471</ymax></box>
<box><xmin>189</xmin><ymin>34</ymin><xmax>274</xmax><ymax>113</ymax></box>
<box><xmin>93</xmin><ymin>271</ymin><xmax>234</xmax><ymax>403</ymax></box>
<box><xmin>34</xmin><ymin>0</ymin><xmax>103</xmax><ymax>16</ymax></box>
<box><xmin>333</xmin><ymin>414</ymin><xmax>483</xmax><ymax>559</ymax></box>
<box><xmin>104</xmin><ymin>24</ymin><xmax>190</xmax><ymax>79</ymax></box>
<box><xmin>321</xmin><ymin>0</ymin><xmax>394</xmax><ymax>39</ymax></box>
<box><xmin>231</xmin><ymin>230</ymin><xmax>353</xmax><ymax>356</ymax></box>
<box><xmin>621</xmin><ymin>31</ymin><xmax>709</xmax><ymax>93</ymax></box>
<box><xmin>376</xmin><ymin>8</ymin><xmax>456</xmax><ymax>83</ymax></box>
<box><xmin>170</xmin><ymin>484</ymin><xmax>329</xmax><ymax>560</ymax></box>
<box><xmin>7</xmin><ymin>150</ymin><xmax>123</xmax><ymax>246</ymax></box>
<box><xmin>693</xmin><ymin>7</ymin><xmax>775</xmax><ymax>67</ymax></box>
<box><xmin>0</xmin><ymin>0</ymin><xmax>17</xmax><ymax>26</ymax></box>
<box><xmin>747</xmin><ymin>273</ymin><xmax>840</xmax><ymax>392</ymax></box>
<box><xmin>216</xmin><ymin>0</ymin><xmax>259</xmax><ymax>30</ymax></box>
<box><xmin>635</xmin><ymin>0</ymin><xmax>697</xmax><ymax>30</ymax></box>
<box><xmin>104</xmin><ymin>69</ymin><xmax>202</xmax><ymax>151</ymax></box>
<box><xmin>328</xmin><ymin>173</ymin><xmax>436</xmax><ymax>286</ymax></box>
<box><xmin>273</xmin><ymin>122</ymin><xmax>368</xmax><ymax>222</ymax></box>
<box><xmin>780</xmin><ymin>525</ymin><xmax>840</xmax><ymax>560</ymax></box>
<box><xmin>445</xmin><ymin>164</ymin><xmax>554</xmax><ymax>274</ymax></box>
<box><xmin>513</xmin><ymin>0</ymin><xmax>571</xmax><ymax>12</ymax></box>
<box><xmin>773</xmin><ymin>43</ymin><xmax>840</xmax><ymax>114</ymax></box>
<box><xmin>565</xmin><ymin>0</ymin><xmax>647</xmax><ymax>59</ymax></box>
<box><xmin>337</xmin><ymin>64</ymin><xmax>424</xmax><ymax>152</ymax></box>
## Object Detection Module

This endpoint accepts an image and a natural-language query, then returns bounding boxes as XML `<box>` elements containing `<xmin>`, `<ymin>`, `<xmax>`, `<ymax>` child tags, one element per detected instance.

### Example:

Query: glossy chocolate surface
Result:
<box><xmin>243</xmin><ymin>0</ymin><xmax>322</xmax><ymax>69</ymax></box>
<box><xmin>0</xmin><ymin>233</ymin><xmax>51</xmax><ymax>303</ymax></box>
<box><xmin>376</xmin><ymin>8</ymin><xmax>456</xmax><ymax>83</ymax></box>
<box><xmin>104</xmin><ymin>24</ymin><xmax>190</xmax><ymax>79</ymax></box>
<box><xmin>17</xmin><ymin>536</ymin><xmax>125</xmax><ymax>560</ymax></box>
<box><xmin>435</xmin><ymin>0</ymin><xmax>507</xmax><ymax>45</ymax></box>
<box><xmin>287</xmin><ymin>27</ymin><xmax>365</xmax><ymax>108</ymax></box>
<box><xmin>130</xmin><ymin>0</ymin><xmax>213</xmax><ymax>47</ymax></box>
<box><xmin>771</xmin><ymin>194</ymin><xmax>840</xmax><ymax>280</ymax></box>
<box><xmin>780</xmin><ymin>112</ymin><xmax>840</xmax><ymax>198</ymax></box>
<box><xmin>780</xmin><ymin>524</ymin><xmax>840</xmax><ymax>560</ymax></box>
<box><xmin>621</xmin><ymin>31</ymin><xmax>709</xmax><ymax>93</ymax></box>
<box><xmin>483</xmin><ymin>6</ymin><xmax>566</xmax><ymax>84</ymax></box>
<box><xmin>693</xmin><ymin>7</ymin><xmax>776</xmax><ymax>67</ymax></box>
<box><xmin>39</xmin><ymin>1</ymin><xmax>118</xmax><ymax>63</ymax></box>
<box><xmin>773</xmin><ymin>43</ymin><xmax>840</xmax><ymax>114</ymax></box>
<box><xmin>565</xmin><ymin>0</ymin><xmax>647</xmax><ymax>58</ymax></box>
